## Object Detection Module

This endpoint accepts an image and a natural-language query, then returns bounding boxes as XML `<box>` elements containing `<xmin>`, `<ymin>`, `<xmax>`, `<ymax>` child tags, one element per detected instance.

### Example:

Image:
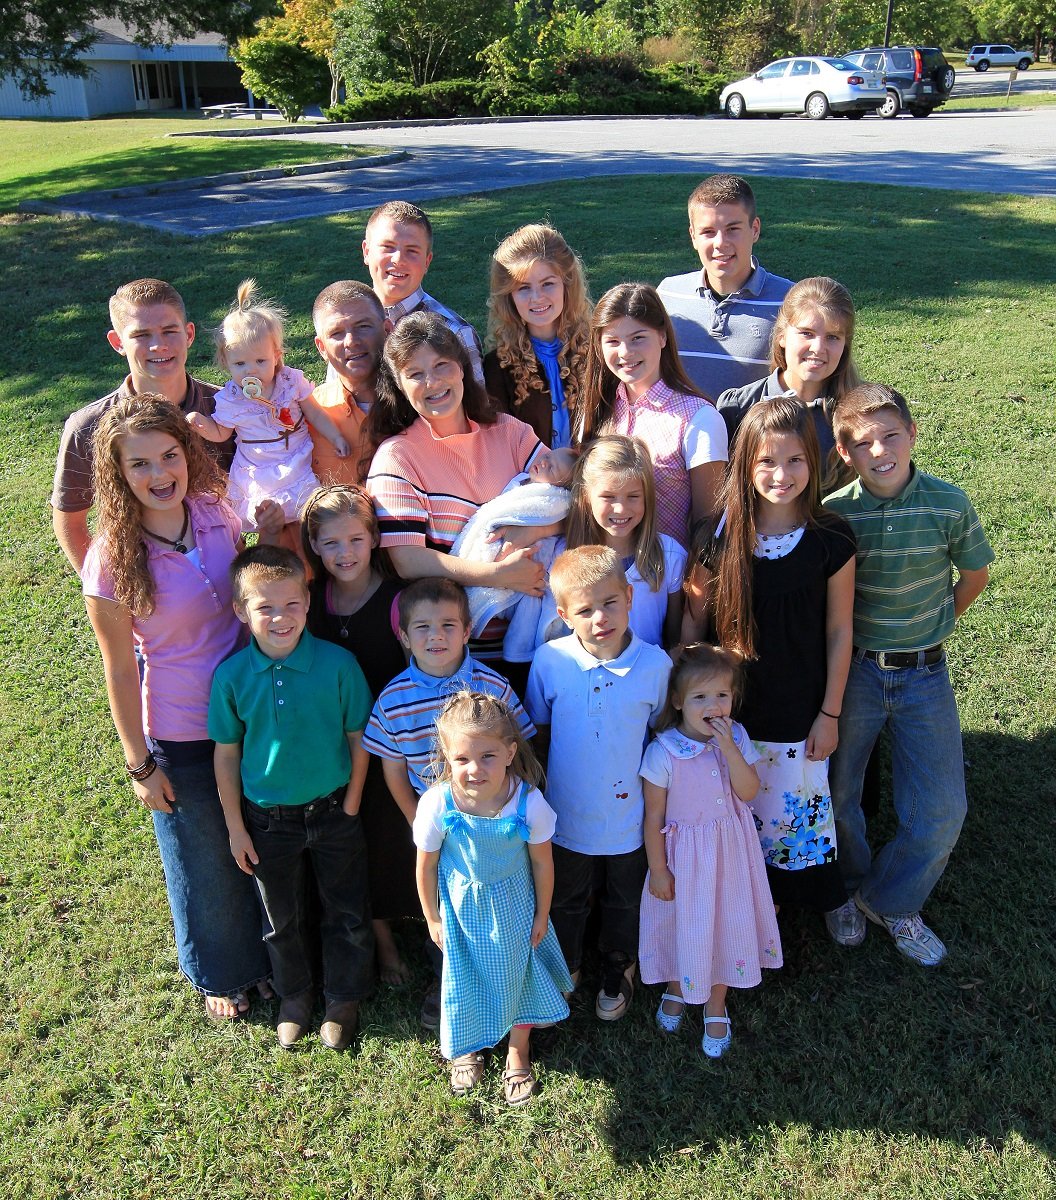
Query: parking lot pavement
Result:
<box><xmin>30</xmin><ymin>105</ymin><xmax>1056</xmax><ymax>236</ymax></box>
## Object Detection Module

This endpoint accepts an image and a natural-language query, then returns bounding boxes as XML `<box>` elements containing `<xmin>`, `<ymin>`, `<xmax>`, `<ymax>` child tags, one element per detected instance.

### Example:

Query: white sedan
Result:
<box><xmin>721</xmin><ymin>56</ymin><xmax>886</xmax><ymax>120</ymax></box>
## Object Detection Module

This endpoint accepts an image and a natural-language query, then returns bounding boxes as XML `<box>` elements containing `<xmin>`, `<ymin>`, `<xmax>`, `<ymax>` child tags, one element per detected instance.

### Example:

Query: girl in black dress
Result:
<box><xmin>302</xmin><ymin>485</ymin><xmax>417</xmax><ymax>983</ymax></box>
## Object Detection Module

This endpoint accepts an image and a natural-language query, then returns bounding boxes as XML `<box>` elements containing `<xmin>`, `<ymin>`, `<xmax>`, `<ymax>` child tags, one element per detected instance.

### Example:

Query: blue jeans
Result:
<box><xmin>243</xmin><ymin>789</ymin><xmax>374</xmax><ymax>1003</ymax></box>
<box><xmin>151</xmin><ymin>739</ymin><xmax>270</xmax><ymax>997</ymax></box>
<box><xmin>828</xmin><ymin>652</ymin><xmax>967</xmax><ymax>918</ymax></box>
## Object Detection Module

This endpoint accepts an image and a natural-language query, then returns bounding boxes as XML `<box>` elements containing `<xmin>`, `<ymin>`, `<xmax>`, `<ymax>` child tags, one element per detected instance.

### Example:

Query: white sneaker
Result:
<box><xmin>824</xmin><ymin>898</ymin><xmax>866</xmax><ymax>947</ymax></box>
<box><xmin>856</xmin><ymin>894</ymin><xmax>947</xmax><ymax>966</ymax></box>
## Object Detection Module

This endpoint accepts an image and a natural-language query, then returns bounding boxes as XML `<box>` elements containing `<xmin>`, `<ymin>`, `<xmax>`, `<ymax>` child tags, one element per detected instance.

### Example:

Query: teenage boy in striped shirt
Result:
<box><xmin>823</xmin><ymin>383</ymin><xmax>994</xmax><ymax>966</ymax></box>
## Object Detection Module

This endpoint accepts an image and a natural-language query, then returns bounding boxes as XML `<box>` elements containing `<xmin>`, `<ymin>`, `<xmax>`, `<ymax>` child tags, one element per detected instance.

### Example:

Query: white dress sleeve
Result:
<box><xmin>731</xmin><ymin>720</ymin><xmax>761</xmax><ymax>765</ymax></box>
<box><xmin>521</xmin><ymin>785</ymin><xmax>558</xmax><ymax>844</ymax></box>
<box><xmin>411</xmin><ymin>786</ymin><xmax>447</xmax><ymax>851</ymax></box>
<box><xmin>683</xmin><ymin>402</ymin><xmax>729</xmax><ymax>466</ymax></box>
<box><xmin>639</xmin><ymin>738</ymin><xmax>673</xmax><ymax>788</ymax></box>
<box><xmin>661</xmin><ymin>535</ymin><xmax>689</xmax><ymax>595</ymax></box>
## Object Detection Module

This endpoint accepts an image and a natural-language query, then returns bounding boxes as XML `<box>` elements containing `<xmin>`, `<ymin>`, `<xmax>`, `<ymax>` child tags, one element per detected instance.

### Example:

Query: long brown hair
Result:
<box><xmin>708</xmin><ymin>396</ymin><xmax>837</xmax><ymax>659</ymax></box>
<box><xmin>771</xmin><ymin>276</ymin><xmax>860</xmax><ymax>405</ymax></box>
<box><xmin>361</xmin><ymin>311</ymin><xmax>495</xmax><ymax>475</ymax></box>
<box><xmin>564</xmin><ymin>434</ymin><xmax>665</xmax><ymax>591</ymax></box>
<box><xmin>578</xmin><ymin>282</ymin><xmax>704</xmax><ymax>442</ymax></box>
<box><xmin>433</xmin><ymin>690</ymin><xmax>545</xmax><ymax>791</ymax></box>
<box><xmin>487</xmin><ymin>224</ymin><xmax>592</xmax><ymax>414</ymax></box>
<box><xmin>91</xmin><ymin>394</ymin><xmax>225</xmax><ymax>616</ymax></box>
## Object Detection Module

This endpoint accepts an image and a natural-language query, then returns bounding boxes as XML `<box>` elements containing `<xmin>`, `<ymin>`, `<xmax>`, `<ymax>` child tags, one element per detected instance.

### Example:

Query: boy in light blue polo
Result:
<box><xmin>823</xmin><ymin>384</ymin><xmax>994</xmax><ymax>966</ymax></box>
<box><xmin>526</xmin><ymin>546</ymin><xmax>671</xmax><ymax>1023</ymax></box>
<box><xmin>210</xmin><ymin>545</ymin><xmax>373</xmax><ymax>1051</ymax></box>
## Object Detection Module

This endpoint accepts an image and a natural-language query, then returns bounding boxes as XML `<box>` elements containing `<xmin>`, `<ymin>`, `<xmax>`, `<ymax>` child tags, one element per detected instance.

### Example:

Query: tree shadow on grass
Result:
<box><xmin>546</xmin><ymin>728</ymin><xmax>1056</xmax><ymax>1164</ymax></box>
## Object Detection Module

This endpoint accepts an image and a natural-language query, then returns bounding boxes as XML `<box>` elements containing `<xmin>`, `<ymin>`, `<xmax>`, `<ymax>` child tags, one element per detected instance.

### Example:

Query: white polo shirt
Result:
<box><xmin>526</xmin><ymin>632</ymin><xmax>671</xmax><ymax>857</ymax></box>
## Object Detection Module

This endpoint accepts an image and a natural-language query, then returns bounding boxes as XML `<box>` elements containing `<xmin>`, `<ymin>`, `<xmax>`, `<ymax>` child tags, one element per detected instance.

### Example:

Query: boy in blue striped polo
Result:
<box><xmin>363</xmin><ymin>577</ymin><xmax>533</xmax><ymax>1026</ymax></box>
<box><xmin>658</xmin><ymin>175</ymin><xmax>792</xmax><ymax>401</ymax></box>
<box><xmin>823</xmin><ymin>383</ymin><xmax>994</xmax><ymax>965</ymax></box>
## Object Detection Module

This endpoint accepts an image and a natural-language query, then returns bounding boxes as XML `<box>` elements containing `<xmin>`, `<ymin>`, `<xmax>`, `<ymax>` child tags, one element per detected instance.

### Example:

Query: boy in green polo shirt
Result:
<box><xmin>823</xmin><ymin>383</ymin><xmax>994</xmax><ymax>966</ymax></box>
<box><xmin>210</xmin><ymin>545</ymin><xmax>374</xmax><ymax>1049</ymax></box>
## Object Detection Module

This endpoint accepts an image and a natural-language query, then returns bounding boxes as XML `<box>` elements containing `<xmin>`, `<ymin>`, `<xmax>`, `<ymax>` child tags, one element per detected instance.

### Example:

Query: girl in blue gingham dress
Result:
<box><xmin>413</xmin><ymin>692</ymin><xmax>572</xmax><ymax>1105</ymax></box>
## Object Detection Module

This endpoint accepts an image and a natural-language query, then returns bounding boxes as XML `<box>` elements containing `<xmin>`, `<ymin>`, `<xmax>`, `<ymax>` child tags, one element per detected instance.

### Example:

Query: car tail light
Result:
<box><xmin>846</xmin><ymin>74</ymin><xmax>865</xmax><ymax>84</ymax></box>
<box><xmin>913</xmin><ymin>49</ymin><xmax>923</xmax><ymax>80</ymax></box>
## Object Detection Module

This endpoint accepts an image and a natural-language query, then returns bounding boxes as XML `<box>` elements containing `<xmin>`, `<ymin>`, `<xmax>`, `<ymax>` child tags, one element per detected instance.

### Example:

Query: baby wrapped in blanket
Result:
<box><xmin>451</xmin><ymin>446</ymin><xmax>578</xmax><ymax>661</ymax></box>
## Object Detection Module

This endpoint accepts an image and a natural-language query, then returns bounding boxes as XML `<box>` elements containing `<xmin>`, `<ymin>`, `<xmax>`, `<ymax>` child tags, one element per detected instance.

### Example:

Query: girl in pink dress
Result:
<box><xmin>639</xmin><ymin>643</ymin><xmax>781</xmax><ymax>1058</ymax></box>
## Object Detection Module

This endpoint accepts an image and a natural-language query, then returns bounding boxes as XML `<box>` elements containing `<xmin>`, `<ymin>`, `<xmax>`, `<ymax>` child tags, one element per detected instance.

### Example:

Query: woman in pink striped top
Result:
<box><xmin>365</xmin><ymin>313</ymin><xmax>551</xmax><ymax>666</ymax></box>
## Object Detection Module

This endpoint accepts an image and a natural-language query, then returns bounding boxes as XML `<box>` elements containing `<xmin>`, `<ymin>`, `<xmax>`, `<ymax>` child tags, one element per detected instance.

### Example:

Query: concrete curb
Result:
<box><xmin>19</xmin><ymin>151</ymin><xmax>409</xmax><ymax>207</ymax></box>
<box><xmin>171</xmin><ymin>113</ymin><xmax>711</xmax><ymax>138</ymax></box>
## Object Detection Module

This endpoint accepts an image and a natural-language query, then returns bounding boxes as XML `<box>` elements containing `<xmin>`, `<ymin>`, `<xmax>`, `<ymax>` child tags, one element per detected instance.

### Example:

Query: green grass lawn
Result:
<box><xmin>0</xmin><ymin>114</ymin><xmax>376</xmax><ymax>213</ymax></box>
<box><xmin>2</xmin><ymin>164</ymin><xmax>1056</xmax><ymax>1198</ymax></box>
<box><xmin>943</xmin><ymin>91</ymin><xmax>1056</xmax><ymax>111</ymax></box>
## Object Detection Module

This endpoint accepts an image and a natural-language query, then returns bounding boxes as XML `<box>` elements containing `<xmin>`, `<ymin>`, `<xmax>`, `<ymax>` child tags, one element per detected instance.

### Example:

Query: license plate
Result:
<box><xmin>923</xmin><ymin>84</ymin><xmax>933</xmax><ymax>92</ymax></box>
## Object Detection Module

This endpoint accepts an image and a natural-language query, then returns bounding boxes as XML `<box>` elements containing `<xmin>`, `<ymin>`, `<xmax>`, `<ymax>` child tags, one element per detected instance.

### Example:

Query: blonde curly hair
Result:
<box><xmin>91</xmin><ymin>394</ymin><xmax>226</xmax><ymax>616</ymax></box>
<box><xmin>486</xmin><ymin>224</ymin><xmax>592</xmax><ymax>416</ymax></box>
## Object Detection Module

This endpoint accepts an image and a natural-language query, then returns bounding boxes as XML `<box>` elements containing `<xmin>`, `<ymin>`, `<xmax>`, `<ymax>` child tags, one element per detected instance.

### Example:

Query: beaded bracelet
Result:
<box><xmin>126</xmin><ymin>752</ymin><xmax>158</xmax><ymax>782</ymax></box>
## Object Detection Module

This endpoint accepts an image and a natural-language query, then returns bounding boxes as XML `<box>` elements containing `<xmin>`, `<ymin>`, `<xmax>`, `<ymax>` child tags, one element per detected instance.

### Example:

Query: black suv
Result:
<box><xmin>843</xmin><ymin>46</ymin><xmax>956</xmax><ymax>117</ymax></box>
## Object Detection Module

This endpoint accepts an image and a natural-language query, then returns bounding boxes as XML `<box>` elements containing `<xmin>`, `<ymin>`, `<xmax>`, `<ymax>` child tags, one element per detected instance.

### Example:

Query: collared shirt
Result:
<box><xmin>209</xmin><ymin>629</ymin><xmax>372</xmax><ymax>807</ymax></box>
<box><xmin>364</xmin><ymin>653</ymin><xmax>534</xmax><ymax>795</ymax></box>
<box><xmin>81</xmin><ymin>494</ymin><xmax>244</xmax><ymax>740</ymax></box>
<box><xmin>52</xmin><ymin>373</ymin><xmax>231</xmax><ymax>513</ymax></box>
<box><xmin>608</xmin><ymin>377</ymin><xmax>727</xmax><ymax>545</ymax></box>
<box><xmin>716</xmin><ymin>369</ymin><xmax>835</xmax><ymax>457</ymax></box>
<box><xmin>386</xmin><ymin>286</ymin><xmax>485</xmax><ymax>385</ymax></box>
<box><xmin>657</xmin><ymin>259</ymin><xmax>792</xmax><ymax>401</ymax></box>
<box><xmin>824</xmin><ymin>466</ymin><xmax>994</xmax><ymax>652</ymax></box>
<box><xmin>525</xmin><ymin>632</ymin><xmax>671</xmax><ymax>856</ymax></box>
<box><xmin>308</xmin><ymin>378</ymin><xmax>371</xmax><ymax>486</ymax></box>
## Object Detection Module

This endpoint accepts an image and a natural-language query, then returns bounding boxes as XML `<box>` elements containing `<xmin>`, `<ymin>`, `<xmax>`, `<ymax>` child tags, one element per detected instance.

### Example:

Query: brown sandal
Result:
<box><xmin>502</xmin><ymin>1065</ymin><xmax>537</xmax><ymax>1107</ymax></box>
<box><xmin>449</xmin><ymin>1052</ymin><xmax>486</xmax><ymax>1095</ymax></box>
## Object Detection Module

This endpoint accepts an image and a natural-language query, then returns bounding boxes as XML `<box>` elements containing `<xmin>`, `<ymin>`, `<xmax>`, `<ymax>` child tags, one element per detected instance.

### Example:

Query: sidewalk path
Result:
<box><xmin>38</xmin><ymin>108</ymin><xmax>1056</xmax><ymax>236</ymax></box>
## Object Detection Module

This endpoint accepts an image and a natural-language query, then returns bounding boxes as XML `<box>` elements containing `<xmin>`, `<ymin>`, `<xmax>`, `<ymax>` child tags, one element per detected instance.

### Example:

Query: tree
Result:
<box><xmin>332</xmin><ymin>0</ymin><xmax>507</xmax><ymax>89</ymax></box>
<box><xmin>279</xmin><ymin>0</ymin><xmax>345</xmax><ymax>106</ymax></box>
<box><xmin>970</xmin><ymin>0</ymin><xmax>1056</xmax><ymax>57</ymax></box>
<box><xmin>232</xmin><ymin>28</ymin><xmax>330</xmax><ymax>120</ymax></box>
<box><xmin>1</xmin><ymin>1</ymin><xmax>275</xmax><ymax>99</ymax></box>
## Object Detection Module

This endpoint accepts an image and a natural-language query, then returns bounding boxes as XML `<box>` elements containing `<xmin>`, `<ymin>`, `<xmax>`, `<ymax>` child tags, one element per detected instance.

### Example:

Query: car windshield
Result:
<box><xmin>824</xmin><ymin>58</ymin><xmax>857</xmax><ymax>70</ymax></box>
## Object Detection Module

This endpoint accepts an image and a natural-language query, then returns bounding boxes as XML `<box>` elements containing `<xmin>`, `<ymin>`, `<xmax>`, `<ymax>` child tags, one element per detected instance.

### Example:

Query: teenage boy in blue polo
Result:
<box><xmin>210</xmin><ymin>544</ymin><xmax>373</xmax><ymax>1050</ymax></box>
<box><xmin>658</xmin><ymin>175</ymin><xmax>792</xmax><ymax>401</ymax></box>
<box><xmin>823</xmin><ymin>383</ymin><xmax>993</xmax><ymax>966</ymax></box>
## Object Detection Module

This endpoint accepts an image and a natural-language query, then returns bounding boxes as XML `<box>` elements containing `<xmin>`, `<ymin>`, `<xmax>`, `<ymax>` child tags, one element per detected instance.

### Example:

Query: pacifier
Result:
<box><xmin>241</xmin><ymin>376</ymin><xmax>263</xmax><ymax>399</ymax></box>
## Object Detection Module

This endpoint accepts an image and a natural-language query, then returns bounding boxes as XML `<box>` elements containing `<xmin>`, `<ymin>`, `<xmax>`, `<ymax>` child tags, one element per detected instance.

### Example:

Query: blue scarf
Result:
<box><xmin>530</xmin><ymin>336</ymin><xmax>570</xmax><ymax>449</ymax></box>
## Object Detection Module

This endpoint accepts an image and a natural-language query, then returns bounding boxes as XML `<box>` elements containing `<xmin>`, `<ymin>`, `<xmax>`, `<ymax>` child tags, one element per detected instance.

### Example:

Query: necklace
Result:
<box><xmin>142</xmin><ymin>504</ymin><xmax>190</xmax><ymax>554</ymax></box>
<box><xmin>327</xmin><ymin>576</ymin><xmax>379</xmax><ymax>639</ymax></box>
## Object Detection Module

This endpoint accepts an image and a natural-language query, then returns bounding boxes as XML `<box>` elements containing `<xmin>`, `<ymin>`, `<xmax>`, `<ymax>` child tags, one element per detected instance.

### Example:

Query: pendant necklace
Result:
<box><xmin>143</xmin><ymin>504</ymin><xmax>190</xmax><ymax>554</ymax></box>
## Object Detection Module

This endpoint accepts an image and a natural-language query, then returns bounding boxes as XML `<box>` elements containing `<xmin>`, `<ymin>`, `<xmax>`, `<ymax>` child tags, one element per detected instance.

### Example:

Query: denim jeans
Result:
<box><xmin>828</xmin><ymin>652</ymin><xmax>967</xmax><ymax>918</ymax></box>
<box><xmin>550</xmin><ymin>844</ymin><xmax>647</xmax><ymax>973</ymax></box>
<box><xmin>243</xmin><ymin>789</ymin><xmax>374</xmax><ymax>1003</ymax></box>
<box><xmin>150</xmin><ymin>739</ymin><xmax>270</xmax><ymax>997</ymax></box>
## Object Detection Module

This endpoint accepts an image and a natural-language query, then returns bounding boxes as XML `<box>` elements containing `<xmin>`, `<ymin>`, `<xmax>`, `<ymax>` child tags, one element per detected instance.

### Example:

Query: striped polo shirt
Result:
<box><xmin>658</xmin><ymin>259</ymin><xmax>792</xmax><ymax>401</ymax></box>
<box><xmin>824</xmin><ymin>467</ymin><xmax>994</xmax><ymax>652</ymax></box>
<box><xmin>363</xmin><ymin>653</ymin><xmax>534</xmax><ymax>794</ymax></box>
<box><xmin>367</xmin><ymin>413</ymin><xmax>543</xmax><ymax>552</ymax></box>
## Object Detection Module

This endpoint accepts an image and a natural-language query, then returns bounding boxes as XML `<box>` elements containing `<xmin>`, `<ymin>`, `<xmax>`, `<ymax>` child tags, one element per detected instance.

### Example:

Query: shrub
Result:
<box><xmin>232</xmin><ymin>31</ymin><xmax>330</xmax><ymax>122</ymax></box>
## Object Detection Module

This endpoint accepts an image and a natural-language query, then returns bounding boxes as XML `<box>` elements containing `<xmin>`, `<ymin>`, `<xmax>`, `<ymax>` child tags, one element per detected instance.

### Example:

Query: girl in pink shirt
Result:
<box><xmin>82</xmin><ymin>395</ymin><xmax>270</xmax><ymax>1020</ymax></box>
<box><xmin>578</xmin><ymin>283</ymin><xmax>727</xmax><ymax>546</ymax></box>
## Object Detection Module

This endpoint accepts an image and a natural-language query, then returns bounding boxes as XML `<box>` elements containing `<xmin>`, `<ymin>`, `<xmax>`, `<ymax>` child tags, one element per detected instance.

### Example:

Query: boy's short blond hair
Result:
<box><xmin>832</xmin><ymin>382</ymin><xmax>915</xmax><ymax>448</ymax></box>
<box><xmin>688</xmin><ymin>174</ymin><xmax>757</xmax><ymax>222</ymax></box>
<box><xmin>312</xmin><ymin>280</ymin><xmax>384</xmax><ymax>331</ymax></box>
<box><xmin>109</xmin><ymin>278</ymin><xmax>186</xmax><ymax>330</ymax></box>
<box><xmin>549</xmin><ymin>545</ymin><xmax>628</xmax><ymax>610</ymax></box>
<box><xmin>230</xmin><ymin>544</ymin><xmax>307</xmax><ymax>609</ymax></box>
<box><xmin>396</xmin><ymin>576</ymin><xmax>470</xmax><ymax>631</ymax></box>
<box><xmin>365</xmin><ymin>201</ymin><xmax>433</xmax><ymax>247</ymax></box>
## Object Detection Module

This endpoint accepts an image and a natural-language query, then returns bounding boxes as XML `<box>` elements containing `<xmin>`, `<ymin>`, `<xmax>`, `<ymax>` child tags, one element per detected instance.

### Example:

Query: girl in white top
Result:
<box><xmin>188</xmin><ymin>279</ymin><xmax>350</xmax><ymax>547</ymax></box>
<box><xmin>563</xmin><ymin>434</ymin><xmax>686</xmax><ymax>648</ymax></box>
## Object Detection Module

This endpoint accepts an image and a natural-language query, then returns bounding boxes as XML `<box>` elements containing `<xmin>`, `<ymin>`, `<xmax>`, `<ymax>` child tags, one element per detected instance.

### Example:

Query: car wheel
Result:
<box><xmin>725</xmin><ymin>93</ymin><xmax>746</xmax><ymax>119</ymax></box>
<box><xmin>805</xmin><ymin>92</ymin><xmax>830</xmax><ymax>120</ymax></box>
<box><xmin>941</xmin><ymin>66</ymin><xmax>956</xmax><ymax>91</ymax></box>
<box><xmin>1017</xmin><ymin>57</ymin><xmax>1031</xmax><ymax>70</ymax></box>
<box><xmin>879</xmin><ymin>90</ymin><xmax>901</xmax><ymax>118</ymax></box>
<box><xmin>977</xmin><ymin>59</ymin><xmax>990</xmax><ymax>71</ymax></box>
<box><xmin>909</xmin><ymin>105</ymin><xmax>932</xmax><ymax>117</ymax></box>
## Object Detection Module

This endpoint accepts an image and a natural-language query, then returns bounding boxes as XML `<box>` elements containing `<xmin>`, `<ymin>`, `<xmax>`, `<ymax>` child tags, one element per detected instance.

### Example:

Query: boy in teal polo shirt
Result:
<box><xmin>210</xmin><ymin>545</ymin><xmax>374</xmax><ymax>1050</ymax></box>
<box><xmin>823</xmin><ymin>383</ymin><xmax>994</xmax><ymax>966</ymax></box>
